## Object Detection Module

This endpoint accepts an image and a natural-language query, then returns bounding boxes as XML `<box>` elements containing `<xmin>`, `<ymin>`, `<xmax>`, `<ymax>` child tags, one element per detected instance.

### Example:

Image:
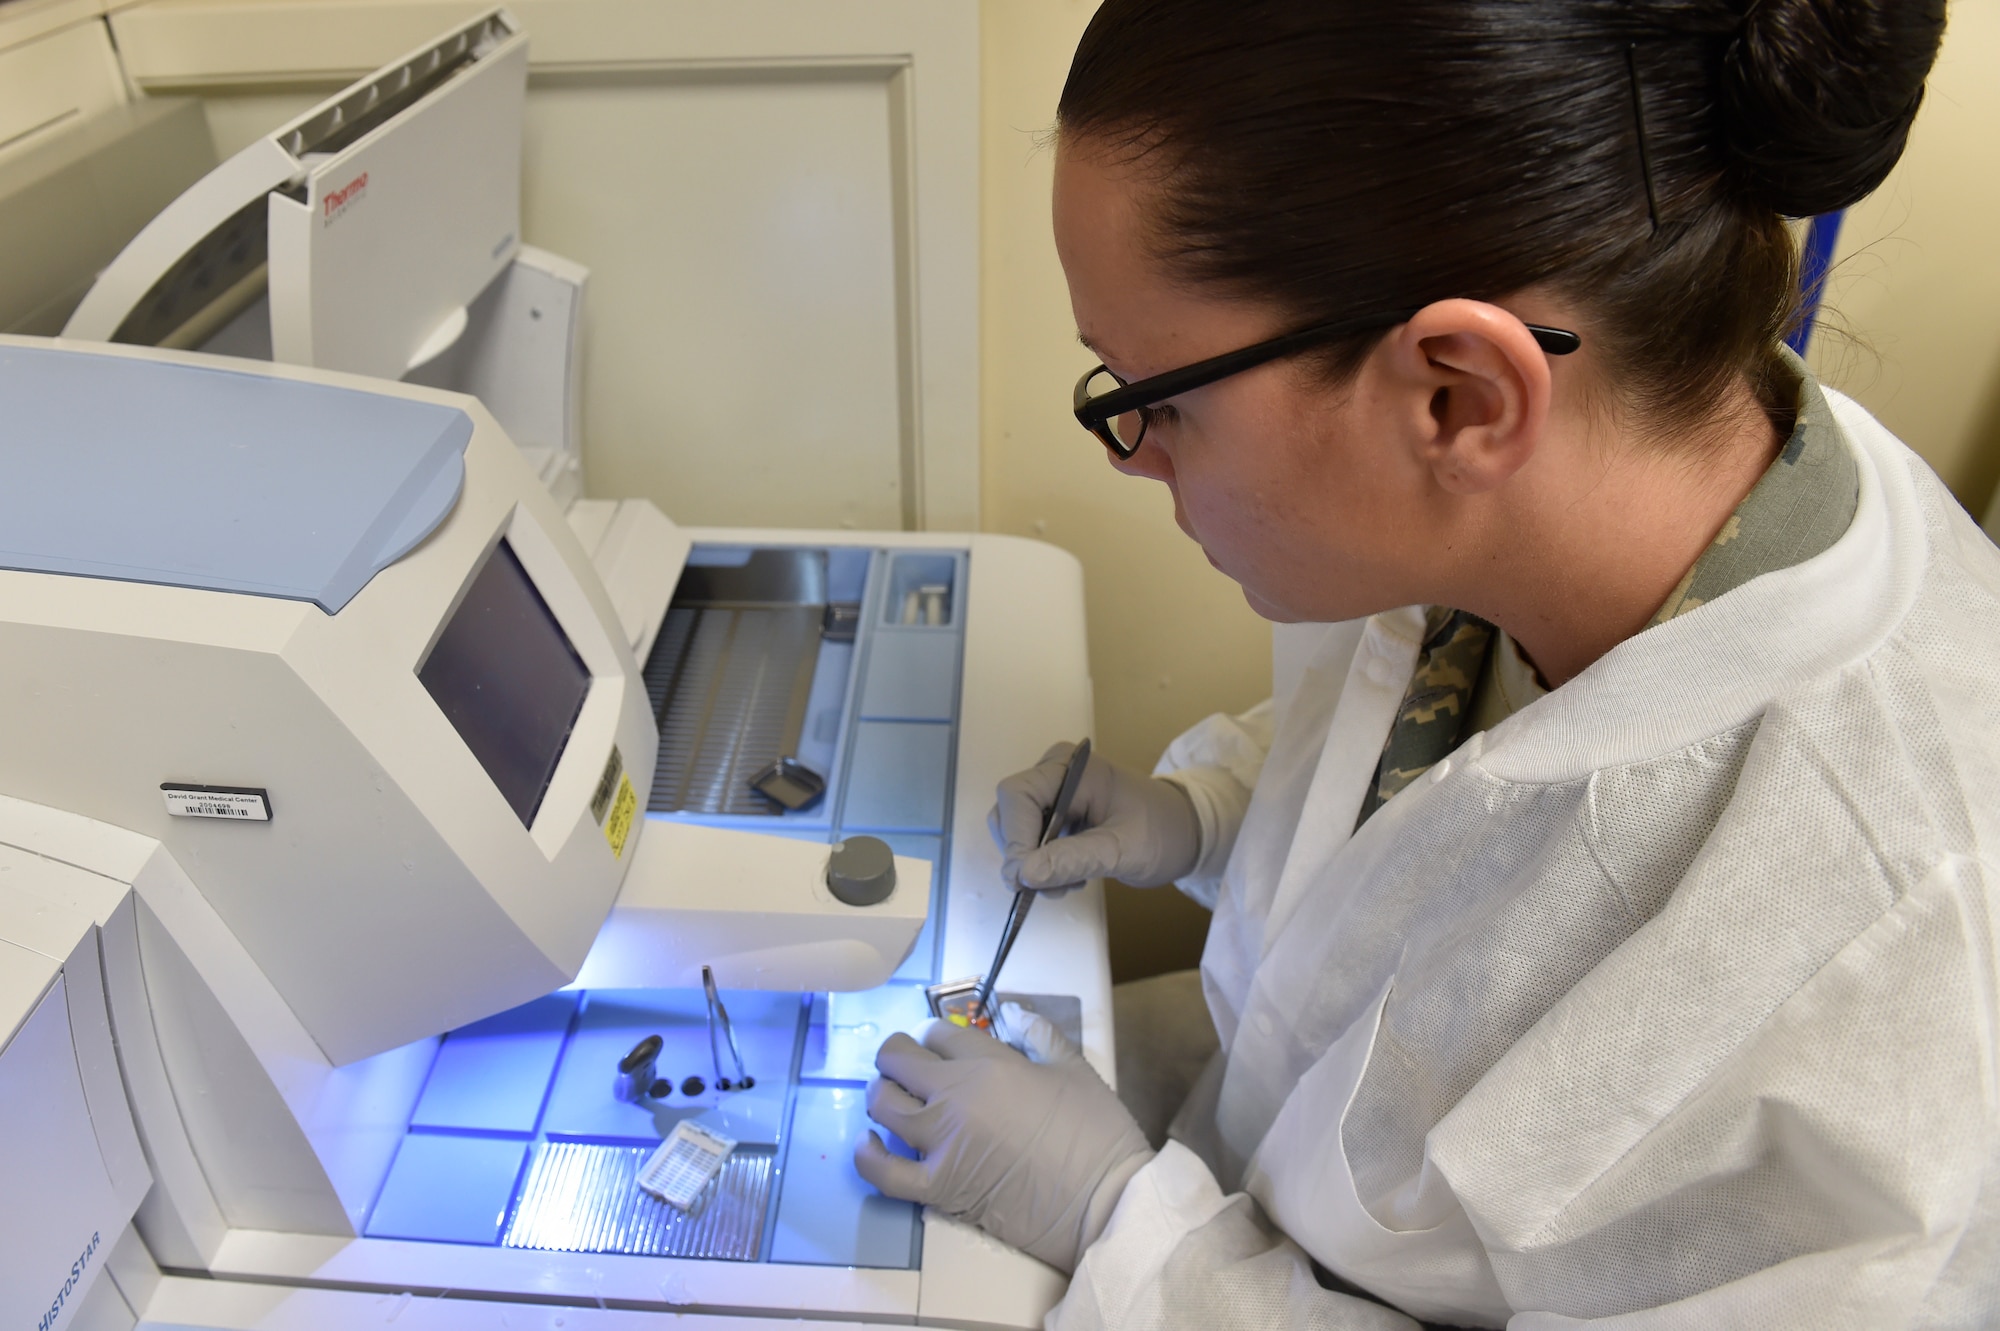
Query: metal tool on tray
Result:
<box><xmin>703</xmin><ymin>964</ymin><xmax>753</xmax><ymax>1091</ymax></box>
<box><xmin>971</xmin><ymin>738</ymin><xmax>1092</xmax><ymax>1023</ymax></box>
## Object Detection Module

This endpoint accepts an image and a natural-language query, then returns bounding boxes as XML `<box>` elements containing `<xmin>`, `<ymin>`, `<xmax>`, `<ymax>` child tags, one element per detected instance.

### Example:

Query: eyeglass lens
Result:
<box><xmin>1084</xmin><ymin>367</ymin><xmax>1149</xmax><ymax>452</ymax></box>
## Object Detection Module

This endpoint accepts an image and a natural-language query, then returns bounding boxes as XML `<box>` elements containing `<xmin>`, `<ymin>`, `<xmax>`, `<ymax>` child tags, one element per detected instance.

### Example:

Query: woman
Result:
<box><xmin>855</xmin><ymin>1</ymin><xmax>1991</xmax><ymax>1326</ymax></box>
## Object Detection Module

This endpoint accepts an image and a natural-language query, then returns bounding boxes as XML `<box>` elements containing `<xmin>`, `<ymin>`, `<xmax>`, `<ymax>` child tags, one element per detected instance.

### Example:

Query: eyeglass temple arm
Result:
<box><xmin>1079</xmin><ymin>316</ymin><xmax>1581</xmax><ymax>426</ymax></box>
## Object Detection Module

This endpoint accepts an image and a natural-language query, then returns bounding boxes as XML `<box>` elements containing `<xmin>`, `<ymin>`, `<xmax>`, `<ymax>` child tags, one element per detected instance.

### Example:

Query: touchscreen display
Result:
<box><xmin>419</xmin><ymin>540</ymin><xmax>591</xmax><ymax>827</ymax></box>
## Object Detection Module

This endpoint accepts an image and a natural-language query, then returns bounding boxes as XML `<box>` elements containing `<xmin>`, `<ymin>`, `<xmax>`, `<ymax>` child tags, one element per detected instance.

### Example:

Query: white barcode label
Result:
<box><xmin>161</xmin><ymin>786</ymin><xmax>270</xmax><ymax>821</ymax></box>
<box><xmin>637</xmin><ymin>1120</ymin><xmax>735</xmax><ymax>1210</ymax></box>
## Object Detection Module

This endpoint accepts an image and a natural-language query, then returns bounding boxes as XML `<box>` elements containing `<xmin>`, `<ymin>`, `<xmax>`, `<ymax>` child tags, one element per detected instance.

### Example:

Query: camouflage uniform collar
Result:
<box><xmin>1356</xmin><ymin>606</ymin><xmax>1494</xmax><ymax>828</ymax></box>
<box><xmin>1649</xmin><ymin>348</ymin><xmax>1859</xmax><ymax>626</ymax></box>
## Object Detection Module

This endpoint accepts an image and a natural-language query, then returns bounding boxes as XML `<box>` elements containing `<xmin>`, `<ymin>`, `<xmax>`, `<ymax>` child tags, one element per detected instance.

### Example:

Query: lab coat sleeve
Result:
<box><xmin>1153</xmin><ymin>701</ymin><xmax>1275</xmax><ymax>909</ymax></box>
<box><xmin>1050</xmin><ymin>1142</ymin><xmax>1423</xmax><ymax>1331</ymax></box>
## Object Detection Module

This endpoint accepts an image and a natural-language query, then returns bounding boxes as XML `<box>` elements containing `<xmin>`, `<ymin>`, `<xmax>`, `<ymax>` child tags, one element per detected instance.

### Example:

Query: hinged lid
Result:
<box><xmin>0</xmin><ymin>341</ymin><xmax>470</xmax><ymax>612</ymax></box>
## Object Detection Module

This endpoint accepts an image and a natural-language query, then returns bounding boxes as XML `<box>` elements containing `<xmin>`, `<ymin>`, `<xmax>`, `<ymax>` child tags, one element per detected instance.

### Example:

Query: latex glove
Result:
<box><xmin>853</xmin><ymin>1012</ymin><xmax>1154</xmax><ymax>1273</ymax></box>
<box><xmin>988</xmin><ymin>741</ymin><xmax>1200</xmax><ymax>891</ymax></box>
<box><xmin>994</xmin><ymin>999</ymin><xmax>1075</xmax><ymax>1065</ymax></box>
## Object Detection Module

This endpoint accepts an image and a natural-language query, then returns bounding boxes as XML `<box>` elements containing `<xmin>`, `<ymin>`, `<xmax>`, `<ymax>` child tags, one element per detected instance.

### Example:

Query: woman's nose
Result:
<box><xmin>1108</xmin><ymin>436</ymin><xmax>1174</xmax><ymax>484</ymax></box>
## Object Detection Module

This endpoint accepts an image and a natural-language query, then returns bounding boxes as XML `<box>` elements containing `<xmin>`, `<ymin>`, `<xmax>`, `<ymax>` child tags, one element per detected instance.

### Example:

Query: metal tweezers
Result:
<box><xmin>703</xmin><ymin>964</ymin><xmax>752</xmax><ymax>1091</ymax></box>
<box><xmin>972</xmin><ymin>738</ymin><xmax>1091</xmax><ymax>1021</ymax></box>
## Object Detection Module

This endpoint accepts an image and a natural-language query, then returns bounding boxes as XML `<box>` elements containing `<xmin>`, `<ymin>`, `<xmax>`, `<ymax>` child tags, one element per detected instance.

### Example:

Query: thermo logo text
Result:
<box><xmin>323</xmin><ymin>171</ymin><xmax>370</xmax><ymax>225</ymax></box>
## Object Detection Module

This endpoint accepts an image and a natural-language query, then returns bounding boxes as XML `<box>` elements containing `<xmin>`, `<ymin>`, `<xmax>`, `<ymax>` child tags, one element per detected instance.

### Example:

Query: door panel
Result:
<box><xmin>524</xmin><ymin>70</ymin><xmax>905</xmax><ymax>529</ymax></box>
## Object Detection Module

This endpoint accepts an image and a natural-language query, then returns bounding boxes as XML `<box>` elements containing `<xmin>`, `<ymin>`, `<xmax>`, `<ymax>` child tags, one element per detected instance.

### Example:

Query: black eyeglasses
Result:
<box><xmin>1072</xmin><ymin>308</ymin><xmax>1581</xmax><ymax>458</ymax></box>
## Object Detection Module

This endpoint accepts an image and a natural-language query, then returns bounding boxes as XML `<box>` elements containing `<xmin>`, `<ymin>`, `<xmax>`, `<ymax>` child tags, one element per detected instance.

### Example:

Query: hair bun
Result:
<box><xmin>1720</xmin><ymin>0</ymin><xmax>1946</xmax><ymax>217</ymax></box>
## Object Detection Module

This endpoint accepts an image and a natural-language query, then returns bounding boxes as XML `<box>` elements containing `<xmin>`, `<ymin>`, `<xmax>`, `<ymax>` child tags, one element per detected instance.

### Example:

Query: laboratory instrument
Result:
<box><xmin>0</xmin><ymin>327</ymin><xmax>1092</xmax><ymax>1329</ymax></box>
<box><xmin>2</xmin><ymin>12</ymin><xmax>1103</xmax><ymax>1329</ymax></box>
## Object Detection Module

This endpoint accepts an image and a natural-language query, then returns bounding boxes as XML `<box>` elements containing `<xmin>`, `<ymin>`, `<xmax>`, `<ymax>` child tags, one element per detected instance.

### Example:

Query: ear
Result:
<box><xmin>1376</xmin><ymin>299</ymin><xmax>1554</xmax><ymax>496</ymax></box>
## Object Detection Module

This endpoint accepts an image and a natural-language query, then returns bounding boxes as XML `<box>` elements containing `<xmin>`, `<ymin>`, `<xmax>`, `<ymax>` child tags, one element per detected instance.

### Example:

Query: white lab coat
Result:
<box><xmin>1052</xmin><ymin>389</ymin><xmax>2000</xmax><ymax>1330</ymax></box>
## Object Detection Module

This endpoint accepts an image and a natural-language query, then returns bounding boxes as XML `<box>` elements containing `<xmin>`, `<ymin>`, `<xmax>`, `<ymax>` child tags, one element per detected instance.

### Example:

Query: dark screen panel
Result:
<box><xmin>419</xmin><ymin>540</ymin><xmax>591</xmax><ymax>827</ymax></box>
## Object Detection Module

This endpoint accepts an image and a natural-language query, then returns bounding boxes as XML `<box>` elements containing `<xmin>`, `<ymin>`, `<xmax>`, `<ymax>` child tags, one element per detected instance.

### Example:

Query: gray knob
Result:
<box><xmin>827</xmin><ymin>836</ymin><xmax>896</xmax><ymax>906</ymax></box>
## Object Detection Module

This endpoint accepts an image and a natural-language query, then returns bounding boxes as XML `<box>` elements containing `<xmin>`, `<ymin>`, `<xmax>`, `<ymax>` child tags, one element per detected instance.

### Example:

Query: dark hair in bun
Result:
<box><xmin>1059</xmin><ymin>0</ymin><xmax>1946</xmax><ymax>438</ymax></box>
<box><xmin>1724</xmin><ymin>0</ymin><xmax>1946</xmax><ymax>217</ymax></box>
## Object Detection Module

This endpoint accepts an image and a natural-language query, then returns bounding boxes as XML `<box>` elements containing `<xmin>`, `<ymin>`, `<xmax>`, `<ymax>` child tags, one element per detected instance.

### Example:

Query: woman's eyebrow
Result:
<box><xmin>1080</xmin><ymin>331</ymin><xmax>1149</xmax><ymax>376</ymax></box>
<box><xmin>1078</xmin><ymin>332</ymin><xmax>1133</xmax><ymax>369</ymax></box>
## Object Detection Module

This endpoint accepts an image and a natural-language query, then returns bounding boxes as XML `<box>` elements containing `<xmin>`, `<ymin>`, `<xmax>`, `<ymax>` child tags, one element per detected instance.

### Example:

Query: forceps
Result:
<box><xmin>972</xmin><ymin>738</ymin><xmax>1092</xmax><ymax>1022</ymax></box>
<box><xmin>703</xmin><ymin>964</ymin><xmax>752</xmax><ymax>1091</ymax></box>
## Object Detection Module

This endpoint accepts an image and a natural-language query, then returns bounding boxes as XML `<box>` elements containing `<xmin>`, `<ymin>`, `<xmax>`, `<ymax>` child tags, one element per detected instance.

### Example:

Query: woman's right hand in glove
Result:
<box><xmin>988</xmin><ymin>741</ymin><xmax>1201</xmax><ymax>891</ymax></box>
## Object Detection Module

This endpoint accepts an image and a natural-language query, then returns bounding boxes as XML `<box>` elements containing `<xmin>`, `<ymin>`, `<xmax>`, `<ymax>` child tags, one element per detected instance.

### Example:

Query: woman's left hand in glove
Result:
<box><xmin>853</xmin><ymin>1005</ymin><xmax>1155</xmax><ymax>1273</ymax></box>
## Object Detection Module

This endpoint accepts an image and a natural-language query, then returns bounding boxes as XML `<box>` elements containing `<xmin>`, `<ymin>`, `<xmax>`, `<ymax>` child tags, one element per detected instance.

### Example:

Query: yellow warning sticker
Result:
<box><xmin>603</xmin><ymin>773</ymin><xmax>638</xmax><ymax>859</ymax></box>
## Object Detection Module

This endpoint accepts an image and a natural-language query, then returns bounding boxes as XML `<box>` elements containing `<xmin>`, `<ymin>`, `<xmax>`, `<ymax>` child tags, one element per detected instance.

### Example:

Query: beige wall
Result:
<box><xmin>978</xmin><ymin>0</ymin><xmax>1275</xmax><ymax>785</ymax></box>
<box><xmin>1807</xmin><ymin>0</ymin><xmax>2000</xmax><ymax>516</ymax></box>
<box><xmin>979</xmin><ymin>0</ymin><xmax>1272</xmax><ymax>981</ymax></box>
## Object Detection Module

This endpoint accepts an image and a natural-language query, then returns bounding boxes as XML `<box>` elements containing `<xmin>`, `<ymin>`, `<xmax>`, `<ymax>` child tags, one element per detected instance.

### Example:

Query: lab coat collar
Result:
<box><xmin>1473</xmin><ymin>388</ymin><xmax>1927</xmax><ymax>786</ymax></box>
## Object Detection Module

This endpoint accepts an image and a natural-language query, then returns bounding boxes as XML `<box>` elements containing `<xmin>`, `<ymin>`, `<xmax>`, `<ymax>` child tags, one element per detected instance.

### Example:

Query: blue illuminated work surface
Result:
<box><xmin>368</xmin><ymin>981</ymin><xmax>932</xmax><ymax>1268</ymax></box>
<box><xmin>366</xmin><ymin>543</ymin><xmax>980</xmax><ymax>1269</ymax></box>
